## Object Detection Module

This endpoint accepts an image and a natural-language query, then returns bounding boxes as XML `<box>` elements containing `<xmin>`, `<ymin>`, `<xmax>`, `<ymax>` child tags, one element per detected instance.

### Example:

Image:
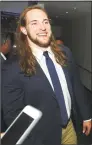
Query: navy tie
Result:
<box><xmin>43</xmin><ymin>51</ymin><xmax>68</xmax><ymax>126</ymax></box>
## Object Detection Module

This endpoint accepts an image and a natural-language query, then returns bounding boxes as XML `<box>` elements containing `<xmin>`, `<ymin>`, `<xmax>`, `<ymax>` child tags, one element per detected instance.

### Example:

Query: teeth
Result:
<box><xmin>38</xmin><ymin>34</ymin><xmax>47</xmax><ymax>36</ymax></box>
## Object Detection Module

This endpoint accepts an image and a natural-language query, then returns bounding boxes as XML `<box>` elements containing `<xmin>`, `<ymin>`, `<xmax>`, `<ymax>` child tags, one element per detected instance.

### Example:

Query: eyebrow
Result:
<box><xmin>30</xmin><ymin>19</ymin><xmax>49</xmax><ymax>23</ymax></box>
<box><xmin>30</xmin><ymin>20</ymin><xmax>37</xmax><ymax>23</ymax></box>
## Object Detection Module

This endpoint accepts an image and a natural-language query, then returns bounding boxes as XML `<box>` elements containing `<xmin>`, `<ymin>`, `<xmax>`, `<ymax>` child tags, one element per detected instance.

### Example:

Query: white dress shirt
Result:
<box><xmin>32</xmin><ymin>46</ymin><xmax>71</xmax><ymax>119</ymax></box>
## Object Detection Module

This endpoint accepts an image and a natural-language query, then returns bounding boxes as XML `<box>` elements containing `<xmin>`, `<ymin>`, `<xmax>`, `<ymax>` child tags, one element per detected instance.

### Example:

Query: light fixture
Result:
<box><xmin>73</xmin><ymin>7</ymin><xmax>76</xmax><ymax>10</ymax></box>
<box><xmin>66</xmin><ymin>12</ymin><xmax>68</xmax><ymax>14</ymax></box>
<box><xmin>13</xmin><ymin>45</ymin><xmax>16</xmax><ymax>48</ymax></box>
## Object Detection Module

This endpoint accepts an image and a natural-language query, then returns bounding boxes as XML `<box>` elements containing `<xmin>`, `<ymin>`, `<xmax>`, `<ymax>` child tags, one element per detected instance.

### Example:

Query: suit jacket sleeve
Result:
<box><xmin>1</xmin><ymin>61</ymin><xmax>25</xmax><ymax>127</ymax></box>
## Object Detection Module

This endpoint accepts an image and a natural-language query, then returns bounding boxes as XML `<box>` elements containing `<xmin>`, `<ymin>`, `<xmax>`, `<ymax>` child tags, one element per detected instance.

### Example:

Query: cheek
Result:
<box><xmin>31</xmin><ymin>26</ymin><xmax>39</xmax><ymax>35</ymax></box>
<box><xmin>47</xmin><ymin>26</ymin><xmax>52</xmax><ymax>34</ymax></box>
<box><xmin>27</xmin><ymin>27</ymin><xmax>36</xmax><ymax>38</ymax></box>
<box><xmin>48</xmin><ymin>28</ymin><xmax>52</xmax><ymax>36</ymax></box>
<box><xmin>32</xmin><ymin>30</ymin><xmax>38</xmax><ymax>39</ymax></box>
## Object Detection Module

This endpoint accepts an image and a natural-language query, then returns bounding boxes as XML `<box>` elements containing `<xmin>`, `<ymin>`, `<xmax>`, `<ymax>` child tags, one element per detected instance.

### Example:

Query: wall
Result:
<box><xmin>51</xmin><ymin>25</ymin><xmax>63</xmax><ymax>38</ymax></box>
<box><xmin>51</xmin><ymin>18</ymin><xmax>72</xmax><ymax>49</ymax></box>
<box><xmin>72</xmin><ymin>14</ymin><xmax>91</xmax><ymax>90</ymax></box>
<box><xmin>61</xmin><ymin>19</ymin><xmax>72</xmax><ymax>49</ymax></box>
<box><xmin>1</xmin><ymin>1</ymin><xmax>28</xmax><ymax>13</ymax></box>
<box><xmin>52</xmin><ymin>15</ymin><xmax>91</xmax><ymax>90</ymax></box>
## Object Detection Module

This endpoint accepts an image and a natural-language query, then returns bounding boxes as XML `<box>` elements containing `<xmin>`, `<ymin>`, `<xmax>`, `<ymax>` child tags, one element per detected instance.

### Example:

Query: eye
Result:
<box><xmin>44</xmin><ymin>20</ymin><xmax>49</xmax><ymax>24</ymax></box>
<box><xmin>31</xmin><ymin>22</ymin><xmax>37</xmax><ymax>25</ymax></box>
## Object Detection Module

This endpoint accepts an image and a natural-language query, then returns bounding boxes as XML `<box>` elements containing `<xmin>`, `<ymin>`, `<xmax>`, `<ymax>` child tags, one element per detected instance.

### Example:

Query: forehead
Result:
<box><xmin>26</xmin><ymin>9</ymin><xmax>48</xmax><ymax>21</ymax></box>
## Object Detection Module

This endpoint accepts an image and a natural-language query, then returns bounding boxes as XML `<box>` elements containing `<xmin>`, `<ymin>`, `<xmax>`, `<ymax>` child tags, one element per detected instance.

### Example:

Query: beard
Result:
<box><xmin>27</xmin><ymin>33</ymin><xmax>52</xmax><ymax>48</ymax></box>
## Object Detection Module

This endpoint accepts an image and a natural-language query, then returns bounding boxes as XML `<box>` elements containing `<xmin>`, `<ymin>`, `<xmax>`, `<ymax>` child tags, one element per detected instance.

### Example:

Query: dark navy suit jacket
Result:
<box><xmin>1</xmin><ymin>46</ymin><xmax>91</xmax><ymax>145</ymax></box>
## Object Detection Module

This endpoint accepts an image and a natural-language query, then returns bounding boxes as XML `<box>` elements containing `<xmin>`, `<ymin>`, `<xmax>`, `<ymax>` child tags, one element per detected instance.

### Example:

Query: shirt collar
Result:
<box><xmin>31</xmin><ymin>46</ymin><xmax>54</xmax><ymax>61</ymax></box>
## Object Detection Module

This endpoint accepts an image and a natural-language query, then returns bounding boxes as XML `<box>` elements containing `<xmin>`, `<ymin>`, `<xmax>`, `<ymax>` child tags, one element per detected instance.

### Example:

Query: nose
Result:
<box><xmin>39</xmin><ymin>22</ymin><xmax>46</xmax><ymax>31</ymax></box>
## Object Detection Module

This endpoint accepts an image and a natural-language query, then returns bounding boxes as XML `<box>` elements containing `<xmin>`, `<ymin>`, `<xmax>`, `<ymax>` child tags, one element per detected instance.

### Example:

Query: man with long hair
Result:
<box><xmin>2</xmin><ymin>5</ymin><xmax>91</xmax><ymax>145</ymax></box>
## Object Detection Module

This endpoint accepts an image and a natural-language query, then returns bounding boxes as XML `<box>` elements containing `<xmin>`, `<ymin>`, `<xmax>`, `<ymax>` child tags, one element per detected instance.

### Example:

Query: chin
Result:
<box><xmin>31</xmin><ymin>36</ymin><xmax>51</xmax><ymax>47</ymax></box>
<box><xmin>38</xmin><ymin>43</ymin><xmax>50</xmax><ymax>48</ymax></box>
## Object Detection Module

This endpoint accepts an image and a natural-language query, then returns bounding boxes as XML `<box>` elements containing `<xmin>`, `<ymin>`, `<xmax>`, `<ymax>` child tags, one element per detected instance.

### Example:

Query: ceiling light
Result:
<box><xmin>13</xmin><ymin>45</ymin><xmax>16</xmax><ymax>48</ymax></box>
<box><xmin>66</xmin><ymin>12</ymin><xmax>68</xmax><ymax>14</ymax></box>
<box><xmin>73</xmin><ymin>7</ymin><xmax>77</xmax><ymax>10</ymax></box>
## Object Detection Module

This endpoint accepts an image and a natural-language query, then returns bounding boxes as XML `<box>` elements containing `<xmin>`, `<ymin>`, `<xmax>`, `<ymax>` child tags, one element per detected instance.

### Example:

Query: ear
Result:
<box><xmin>20</xmin><ymin>26</ymin><xmax>27</xmax><ymax>35</ymax></box>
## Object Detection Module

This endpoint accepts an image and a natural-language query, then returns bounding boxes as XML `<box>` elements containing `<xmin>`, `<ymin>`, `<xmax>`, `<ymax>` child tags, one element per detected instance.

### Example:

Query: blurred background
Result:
<box><xmin>0</xmin><ymin>1</ymin><xmax>92</xmax><ymax>144</ymax></box>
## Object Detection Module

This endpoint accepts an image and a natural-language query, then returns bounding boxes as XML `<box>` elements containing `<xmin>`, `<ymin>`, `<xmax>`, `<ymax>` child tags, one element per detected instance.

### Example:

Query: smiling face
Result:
<box><xmin>21</xmin><ymin>9</ymin><xmax>52</xmax><ymax>48</ymax></box>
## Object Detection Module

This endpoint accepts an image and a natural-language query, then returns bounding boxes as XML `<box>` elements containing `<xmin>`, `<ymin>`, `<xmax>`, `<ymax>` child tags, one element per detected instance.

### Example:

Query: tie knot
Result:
<box><xmin>43</xmin><ymin>51</ymin><xmax>49</xmax><ymax>59</ymax></box>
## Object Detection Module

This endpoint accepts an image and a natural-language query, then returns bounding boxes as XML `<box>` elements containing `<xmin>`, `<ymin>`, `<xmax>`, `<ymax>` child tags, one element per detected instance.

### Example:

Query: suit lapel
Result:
<box><xmin>36</xmin><ymin>62</ymin><xmax>57</xmax><ymax>100</ymax></box>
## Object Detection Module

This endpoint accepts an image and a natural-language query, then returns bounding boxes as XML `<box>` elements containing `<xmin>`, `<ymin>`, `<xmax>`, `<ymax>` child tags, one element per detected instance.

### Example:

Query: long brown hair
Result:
<box><xmin>16</xmin><ymin>5</ymin><xmax>67</xmax><ymax>76</ymax></box>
